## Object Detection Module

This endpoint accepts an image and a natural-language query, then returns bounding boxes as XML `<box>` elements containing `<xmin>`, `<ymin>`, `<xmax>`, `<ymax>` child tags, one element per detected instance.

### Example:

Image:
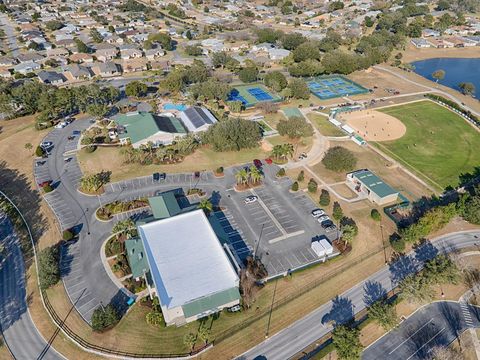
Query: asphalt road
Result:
<box><xmin>0</xmin><ymin>13</ymin><xmax>19</xmax><ymax>57</ymax></box>
<box><xmin>0</xmin><ymin>214</ymin><xmax>63</xmax><ymax>360</ymax></box>
<box><xmin>239</xmin><ymin>230</ymin><xmax>480</xmax><ymax>360</ymax></box>
<box><xmin>363</xmin><ymin>301</ymin><xmax>480</xmax><ymax>360</ymax></box>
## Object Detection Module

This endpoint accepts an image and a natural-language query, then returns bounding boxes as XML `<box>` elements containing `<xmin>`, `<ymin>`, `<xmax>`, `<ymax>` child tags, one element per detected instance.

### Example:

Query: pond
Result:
<box><xmin>411</xmin><ymin>57</ymin><xmax>480</xmax><ymax>98</ymax></box>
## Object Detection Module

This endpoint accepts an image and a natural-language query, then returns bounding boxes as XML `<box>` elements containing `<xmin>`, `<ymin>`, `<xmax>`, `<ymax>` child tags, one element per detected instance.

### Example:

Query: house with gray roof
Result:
<box><xmin>37</xmin><ymin>70</ymin><xmax>67</xmax><ymax>85</ymax></box>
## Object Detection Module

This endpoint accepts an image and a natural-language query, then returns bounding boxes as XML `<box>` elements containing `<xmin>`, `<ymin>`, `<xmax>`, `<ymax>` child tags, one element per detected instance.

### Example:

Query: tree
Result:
<box><xmin>198</xmin><ymin>198</ymin><xmax>213</xmax><ymax>216</ymax></box>
<box><xmin>189</xmin><ymin>78</ymin><xmax>232</xmax><ymax>101</ymax></box>
<box><xmin>459</xmin><ymin>82</ymin><xmax>475</xmax><ymax>96</ymax></box>
<box><xmin>183</xmin><ymin>333</ymin><xmax>196</xmax><ymax>351</ymax></box>
<box><xmin>460</xmin><ymin>189</ymin><xmax>480</xmax><ymax>225</ymax></box>
<box><xmin>87</xmin><ymin>103</ymin><xmax>108</xmax><ymax>119</ymax></box>
<box><xmin>144</xmin><ymin>33</ymin><xmax>173</xmax><ymax>51</ymax></box>
<box><xmin>197</xmin><ymin>325</ymin><xmax>211</xmax><ymax>344</ymax></box>
<box><xmin>80</xmin><ymin>171</ymin><xmax>111</xmax><ymax>192</ymax></box>
<box><xmin>332</xmin><ymin>325</ymin><xmax>363</xmax><ymax>360</ymax></box>
<box><xmin>328</xmin><ymin>1</ymin><xmax>345</xmax><ymax>12</ymax></box>
<box><xmin>319</xmin><ymin>189</ymin><xmax>330</xmax><ymax>206</ymax></box>
<box><xmin>235</xmin><ymin>168</ymin><xmax>249</xmax><ymax>185</ymax></box>
<box><xmin>277</xmin><ymin>116</ymin><xmax>313</xmax><ymax>139</ymax></box>
<box><xmin>369</xmin><ymin>300</ymin><xmax>398</xmax><ymax>330</ymax></box>
<box><xmin>45</xmin><ymin>20</ymin><xmax>64</xmax><ymax>31</ymax></box>
<box><xmin>297</xmin><ymin>170</ymin><xmax>304</xmax><ymax>182</ymax></box>
<box><xmin>255</xmin><ymin>28</ymin><xmax>283</xmax><ymax>44</ymax></box>
<box><xmin>63</xmin><ymin>229</ymin><xmax>74</xmax><ymax>241</ymax></box>
<box><xmin>271</xmin><ymin>143</ymin><xmax>294</xmax><ymax>162</ymax></box>
<box><xmin>332</xmin><ymin>201</ymin><xmax>343</xmax><ymax>222</ymax></box>
<box><xmin>432</xmin><ymin>69</ymin><xmax>445</xmax><ymax>82</ymax></box>
<box><xmin>364</xmin><ymin>16</ymin><xmax>374</xmax><ymax>27</ymax></box>
<box><xmin>249</xmin><ymin>165</ymin><xmax>263</xmax><ymax>185</ymax></box>
<box><xmin>424</xmin><ymin>255</ymin><xmax>460</xmax><ymax>285</ymax></box>
<box><xmin>238</xmin><ymin>67</ymin><xmax>258</xmax><ymax>83</ymax></box>
<box><xmin>307</xmin><ymin>179</ymin><xmax>318</xmax><ymax>193</ymax></box>
<box><xmin>75</xmin><ymin>38</ymin><xmax>89</xmax><ymax>53</ymax></box>
<box><xmin>202</xmin><ymin>118</ymin><xmax>261</xmax><ymax>151</ymax></box>
<box><xmin>288</xmin><ymin>78</ymin><xmax>310</xmax><ymax>100</ymax></box>
<box><xmin>38</xmin><ymin>246</ymin><xmax>60</xmax><ymax>290</ymax></box>
<box><xmin>125</xmin><ymin>81</ymin><xmax>148</xmax><ymax>97</ymax></box>
<box><xmin>292</xmin><ymin>41</ymin><xmax>321</xmax><ymax>62</ymax></box>
<box><xmin>340</xmin><ymin>224</ymin><xmax>356</xmax><ymax>246</ymax></box>
<box><xmin>91</xmin><ymin>304</ymin><xmax>119</xmax><ymax>331</ymax></box>
<box><xmin>112</xmin><ymin>219</ymin><xmax>137</xmax><ymax>237</ymax></box>
<box><xmin>35</xmin><ymin>145</ymin><xmax>45</xmax><ymax>157</ymax></box>
<box><xmin>227</xmin><ymin>100</ymin><xmax>243</xmax><ymax>113</ymax></box>
<box><xmin>322</xmin><ymin>146</ymin><xmax>357</xmax><ymax>172</ymax></box>
<box><xmin>281</xmin><ymin>33</ymin><xmax>307</xmax><ymax>50</ymax></box>
<box><xmin>291</xmin><ymin>181</ymin><xmax>299</xmax><ymax>191</ymax></box>
<box><xmin>263</xmin><ymin>71</ymin><xmax>287</xmax><ymax>92</ymax></box>
<box><xmin>371</xmin><ymin>209</ymin><xmax>381</xmax><ymax>221</ymax></box>
<box><xmin>399</xmin><ymin>274</ymin><xmax>434</xmax><ymax>304</ymax></box>
<box><xmin>185</xmin><ymin>45</ymin><xmax>203</xmax><ymax>56</ymax></box>
<box><xmin>90</xmin><ymin>28</ymin><xmax>103</xmax><ymax>43</ymax></box>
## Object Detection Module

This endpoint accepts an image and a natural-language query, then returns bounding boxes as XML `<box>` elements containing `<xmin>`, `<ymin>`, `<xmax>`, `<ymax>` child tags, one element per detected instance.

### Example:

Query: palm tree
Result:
<box><xmin>249</xmin><ymin>165</ymin><xmax>263</xmax><ymax>185</ymax></box>
<box><xmin>235</xmin><ymin>168</ymin><xmax>249</xmax><ymax>185</ymax></box>
<box><xmin>183</xmin><ymin>333</ymin><xmax>196</xmax><ymax>351</ymax></box>
<box><xmin>197</xmin><ymin>325</ymin><xmax>211</xmax><ymax>344</ymax></box>
<box><xmin>282</xmin><ymin>143</ymin><xmax>294</xmax><ymax>159</ymax></box>
<box><xmin>271</xmin><ymin>145</ymin><xmax>283</xmax><ymax>160</ymax></box>
<box><xmin>198</xmin><ymin>198</ymin><xmax>213</xmax><ymax>216</ymax></box>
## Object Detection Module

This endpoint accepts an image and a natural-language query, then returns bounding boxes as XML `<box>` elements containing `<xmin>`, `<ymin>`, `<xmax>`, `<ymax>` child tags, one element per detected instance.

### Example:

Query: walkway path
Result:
<box><xmin>0</xmin><ymin>214</ymin><xmax>64</xmax><ymax>360</ymax></box>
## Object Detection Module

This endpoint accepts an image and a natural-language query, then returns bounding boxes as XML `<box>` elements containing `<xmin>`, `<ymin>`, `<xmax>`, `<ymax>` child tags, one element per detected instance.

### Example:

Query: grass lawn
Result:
<box><xmin>78</xmin><ymin>145</ymin><xmax>269</xmax><ymax>182</ymax></box>
<box><xmin>375</xmin><ymin>101</ymin><xmax>480</xmax><ymax>190</ymax></box>
<box><xmin>307</xmin><ymin>113</ymin><xmax>346</xmax><ymax>137</ymax></box>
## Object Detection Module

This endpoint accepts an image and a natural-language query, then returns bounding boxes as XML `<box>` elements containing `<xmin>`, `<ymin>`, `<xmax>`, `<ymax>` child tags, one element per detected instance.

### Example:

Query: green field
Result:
<box><xmin>375</xmin><ymin>101</ymin><xmax>480</xmax><ymax>190</ymax></box>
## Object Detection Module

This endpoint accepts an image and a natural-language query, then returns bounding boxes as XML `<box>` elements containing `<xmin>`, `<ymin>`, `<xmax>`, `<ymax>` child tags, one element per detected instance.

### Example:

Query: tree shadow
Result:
<box><xmin>413</xmin><ymin>239</ymin><xmax>438</xmax><ymax>264</ymax></box>
<box><xmin>321</xmin><ymin>295</ymin><xmax>354</xmax><ymax>326</ymax></box>
<box><xmin>363</xmin><ymin>280</ymin><xmax>387</xmax><ymax>307</ymax></box>
<box><xmin>389</xmin><ymin>253</ymin><xmax>417</xmax><ymax>286</ymax></box>
<box><xmin>458</xmin><ymin>166</ymin><xmax>480</xmax><ymax>189</ymax></box>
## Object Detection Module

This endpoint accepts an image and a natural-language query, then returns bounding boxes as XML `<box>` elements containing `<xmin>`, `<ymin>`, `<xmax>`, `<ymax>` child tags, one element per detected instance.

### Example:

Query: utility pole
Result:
<box><xmin>265</xmin><ymin>278</ymin><xmax>278</xmax><ymax>338</ymax></box>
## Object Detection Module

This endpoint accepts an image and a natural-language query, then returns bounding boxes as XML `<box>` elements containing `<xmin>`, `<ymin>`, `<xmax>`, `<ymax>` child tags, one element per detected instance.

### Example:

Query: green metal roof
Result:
<box><xmin>353</xmin><ymin>169</ymin><xmax>398</xmax><ymax>198</ymax></box>
<box><xmin>182</xmin><ymin>287</ymin><xmax>240</xmax><ymax>318</ymax></box>
<box><xmin>148</xmin><ymin>193</ymin><xmax>181</xmax><ymax>219</ymax></box>
<box><xmin>125</xmin><ymin>238</ymin><xmax>149</xmax><ymax>279</ymax></box>
<box><xmin>115</xmin><ymin>112</ymin><xmax>186</xmax><ymax>144</ymax></box>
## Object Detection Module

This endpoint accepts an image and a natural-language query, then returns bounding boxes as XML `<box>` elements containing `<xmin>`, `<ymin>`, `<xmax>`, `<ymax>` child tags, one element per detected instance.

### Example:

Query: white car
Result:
<box><xmin>317</xmin><ymin>215</ymin><xmax>330</xmax><ymax>223</ymax></box>
<box><xmin>40</xmin><ymin>141</ymin><xmax>53</xmax><ymax>149</ymax></box>
<box><xmin>311</xmin><ymin>209</ymin><xmax>325</xmax><ymax>218</ymax></box>
<box><xmin>244</xmin><ymin>195</ymin><xmax>258</xmax><ymax>204</ymax></box>
<box><xmin>54</xmin><ymin>121</ymin><xmax>67</xmax><ymax>129</ymax></box>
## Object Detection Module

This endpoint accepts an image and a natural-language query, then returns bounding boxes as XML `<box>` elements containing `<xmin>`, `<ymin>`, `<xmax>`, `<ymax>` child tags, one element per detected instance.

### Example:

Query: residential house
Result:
<box><xmin>95</xmin><ymin>47</ymin><xmax>118</xmax><ymax>62</ymax></box>
<box><xmin>268</xmin><ymin>48</ymin><xmax>290</xmax><ymax>60</ymax></box>
<box><xmin>63</xmin><ymin>64</ymin><xmax>93</xmax><ymax>81</ymax></box>
<box><xmin>13</xmin><ymin>61</ymin><xmax>41</xmax><ymax>74</ymax></box>
<box><xmin>69</xmin><ymin>53</ymin><xmax>94</xmax><ymax>63</ymax></box>
<box><xmin>123</xmin><ymin>59</ymin><xmax>148</xmax><ymax>73</ymax></box>
<box><xmin>120</xmin><ymin>48</ymin><xmax>143</xmax><ymax>61</ymax></box>
<box><xmin>0</xmin><ymin>57</ymin><xmax>18</xmax><ymax>67</ymax></box>
<box><xmin>411</xmin><ymin>38</ymin><xmax>431</xmax><ymax>48</ymax></box>
<box><xmin>145</xmin><ymin>48</ymin><xmax>165</xmax><ymax>60</ymax></box>
<box><xmin>92</xmin><ymin>62</ymin><xmax>122</xmax><ymax>77</ymax></box>
<box><xmin>47</xmin><ymin>48</ymin><xmax>70</xmax><ymax>58</ymax></box>
<box><xmin>37</xmin><ymin>70</ymin><xmax>67</xmax><ymax>85</ymax></box>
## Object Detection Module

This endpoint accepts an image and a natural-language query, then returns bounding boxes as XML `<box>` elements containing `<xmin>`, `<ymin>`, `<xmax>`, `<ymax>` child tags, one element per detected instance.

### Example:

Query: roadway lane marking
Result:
<box><xmin>388</xmin><ymin>318</ymin><xmax>434</xmax><ymax>354</ymax></box>
<box><xmin>406</xmin><ymin>327</ymin><xmax>445</xmax><ymax>360</ymax></box>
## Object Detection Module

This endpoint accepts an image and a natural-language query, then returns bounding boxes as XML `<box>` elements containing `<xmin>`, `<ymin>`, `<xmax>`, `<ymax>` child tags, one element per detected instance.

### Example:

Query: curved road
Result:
<box><xmin>239</xmin><ymin>230</ymin><xmax>480</xmax><ymax>360</ymax></box>
<box><xmin>0</xmin><ymin>214</ymin><xmax>63</xmax><ymax>360</ymax></box>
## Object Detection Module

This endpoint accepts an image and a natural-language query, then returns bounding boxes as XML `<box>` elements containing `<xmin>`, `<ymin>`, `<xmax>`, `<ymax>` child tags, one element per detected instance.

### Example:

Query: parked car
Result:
<box><xmin>311</xmin><ymin>209</ymin><xmax>325</xmax><ymax>218</ymax></box>
<box><xmin>253</xmin><ymin>159</ymin><xmax>262</xmax><ymax>168</ymax></box>
<box><xmin>54</xmin><ymin>122</ymin><xmax>66</xmax><ymax>129</ymax></box>
<box><xmin>317</xmin><ymin>215</ymin><xmax>330</xmax><ymax>223</ymax></box>
<box><xmin>244</xmin><ymin>195</ymin><xmax>258</xmax><ymax>204</ymax></box>
<box><xmin>194</xmin><ymin>171</ymin><xmax>200</xmax><ymax>178</ymax></box>
<box><xmin>153</xmin><ymin>172</ymin><xmax>166</xmax><ymax>181</ymax></box>
<box><xmin>264</xmin><ymin>158</ymin><xmax>273</xmax><ymax>164</ymax></box>
<box><xmin>40</xmin><ymin>141</ymin><xmax>53</xmax><ymax>149</ymax></box>
<box><xmin>35</xmin><ymin>160</ymin><xmax>46</xmax><ymax>167</ymax></box>
<box><xmin>228</xmin><ymin>304</ymin><xmax>241</xmax><ymax>312</ymax></box>
<box><xmin>299</xmin><ymin>152</ymin><xmax>307</xmax><ymax>160</ymax></box>
<box><xmin>72</xmin><ymin>130</ymin><xmax>81</xmax><ymax>136</ymax></box>
<box><xmin>321</xmin><ymin>220</ymin><xmax>334</xmax><ymax>229</ymax></box>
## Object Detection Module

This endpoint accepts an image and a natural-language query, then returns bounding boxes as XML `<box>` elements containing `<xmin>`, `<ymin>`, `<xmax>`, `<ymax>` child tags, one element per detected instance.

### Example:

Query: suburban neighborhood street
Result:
<box><xmin>0</xmin><ymin>214</ymin><xmax>63</xmax><ymax>360</ymax></box>
<box><xmin>239</xmin><ymin>231</ymin><xmax>480</xmax><ymax>360</ymax></box>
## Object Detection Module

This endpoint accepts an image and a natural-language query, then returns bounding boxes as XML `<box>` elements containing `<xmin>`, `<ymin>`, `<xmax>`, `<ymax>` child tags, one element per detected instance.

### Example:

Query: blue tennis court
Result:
<box><xmin>228</xmin><ymin>89</ymin><xmax>249</xmax><ymax>105</ymax></box>
<box><xmin>247</xmin><ymin>87</ymin><xmax>273</xmax><ymax>101</ymax></box>
<box><xmin>307</xmin><ymin>76</ymin><xmax>368</xmax><ymax>100</ymax></box>
<box><xmin>228</xmin><ymin>84</ymin><xmax>281</xmax><ymax>107</ymax></box>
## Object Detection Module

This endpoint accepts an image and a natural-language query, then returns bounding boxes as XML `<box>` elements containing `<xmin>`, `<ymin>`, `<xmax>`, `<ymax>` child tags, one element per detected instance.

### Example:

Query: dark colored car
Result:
<box><xmin>72</xmin><ymin>130</ymin><xmax>81</xmax><ymax>136</ymax></box>
<box><xmin>253</xmin><ymin>159</ymin><xmax>262</xmax><ymax>168</ymax></box>
<box><xmin>194</xmin><ymin>171</ymin><xmax>200</xmax><ymax>178</ymax></box>
<box><xmin>153</xmin><ymin>173</ymin><xmax>166</xmax><ymax>181</ymax></box>
<box><xmin>321</xmin><ymin>220</ymin><xmax>334</xmax><ymax>229</ymax></box>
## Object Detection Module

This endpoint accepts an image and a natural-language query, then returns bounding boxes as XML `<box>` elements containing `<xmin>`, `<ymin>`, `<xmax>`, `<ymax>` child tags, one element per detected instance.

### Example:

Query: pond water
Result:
<box><xmin>411</xmin><ymin>57</ymin><xmax>480</xmax><ymax>98</ymax></box>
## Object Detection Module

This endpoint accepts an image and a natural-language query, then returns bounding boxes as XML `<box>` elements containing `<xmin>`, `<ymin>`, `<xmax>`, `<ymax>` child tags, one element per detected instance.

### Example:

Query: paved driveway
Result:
<box><xmin>0</xmin><ymin>214</ymin><xmax>63</xmax><ymax>360</ymax></box>
<box><xmin>363</xmin><ymin>301</ymin><xmax>480</xmax><ymax>360</ymax></box>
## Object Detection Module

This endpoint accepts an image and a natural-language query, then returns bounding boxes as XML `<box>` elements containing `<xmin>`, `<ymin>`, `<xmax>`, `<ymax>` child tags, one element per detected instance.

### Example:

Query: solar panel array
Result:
<box><xmin>183</xmin><ymin>107</ymin><xmax>214</xmax><ymax>129</ymax></box>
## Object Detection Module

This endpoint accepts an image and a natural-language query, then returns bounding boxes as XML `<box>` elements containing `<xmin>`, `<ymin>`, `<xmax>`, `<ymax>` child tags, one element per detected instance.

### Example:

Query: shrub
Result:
<box><xmin>307</xmin><ymin>179</ymin><xmax>318</xmax><ymax>193</ymax></box>
<box><xmin>276</xmin><ymin>168</ymin><xmax>286</xmax><ymax>177</ymax></box>
<box><xmin>85</xmin><ymin>145</ymin><xmax>96</xmax><ymax>153</ymax></box>
<box><xmin>390</xmin><ymin>236</ymin><xmax>406</xmax><ymax>252</ymax></box>
<box><xmin>35</xmin><ymin>145</ymin><xmax>45</xmax><ymax>157</ymax></box>
<box><xmin>332</xmin><ymin>201</ymin><xmax>343</xmax><ymax>221</ymax></box>
<box><xmin>319</xmin><ymin>189</ymin><xmax>330</xmax><ymax>206</ymax></box>
<box><xmin>216</xmin><ymin>166</ymin><xmax>224</xmax><ymax>174</ymax></box>
<box><xmin>297</xmin><ymin>170</ymin><xmax>304</xmax><ymax>182</ymax></box>
<box><xmin>146</xmin><ymin>311</ymin><xmax>164</xmax><ymax>327</ymax></box>
<box><xmin>371</xmin><ymin>209</ymin><xmax>381</xmax><ymax>221</ymax></box>
<box><xmin>291</xmin><ymin>181</ymin><xmax>299</xmax><ymax>191</ymax></box>
<box><xmin>91</xmin><ymin>304</ymin><xmax>119</xmax><ymax>331</ymax></box>
<box><xmin>38</xmin><ymin>246</ymin><xmax>60</xmax><ymax>290</ymax></box>
<box><xmin>322</xmin><ymin>146</ymin><xmax>357</xmax><ymax>172</ymax></box>
<box><xmin>43</xmin><ymin>183</ymin><xmax>53</xmax><ymax>193</ymax></box>
<box><xmin>63</xmin><ymin>229</ymin><xmax>74</xmax><ymax>241</ymax></box>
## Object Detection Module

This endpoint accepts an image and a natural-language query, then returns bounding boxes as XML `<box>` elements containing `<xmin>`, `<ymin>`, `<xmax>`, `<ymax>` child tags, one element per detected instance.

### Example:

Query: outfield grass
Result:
<box><xmin>375</xmin><ymin>101</ymin><xmax>480</xmax><ymax>190</ymax></box>
<box><xmin>307</xmin><ymin>113</ymin><xmax>346</xmax><ymax>137</ymax></box>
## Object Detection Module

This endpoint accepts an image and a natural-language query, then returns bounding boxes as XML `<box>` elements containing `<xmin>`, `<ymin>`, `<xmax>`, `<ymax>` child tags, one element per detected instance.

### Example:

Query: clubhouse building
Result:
<box><xmin>125</xmin><ymin>195</ymin><xmax>240</xmax><ymax>326</ymax></box>
<box><xmin>346</xmin><ymin>169</ymin><xmax>399</xmax><ymax>205</ymax></box>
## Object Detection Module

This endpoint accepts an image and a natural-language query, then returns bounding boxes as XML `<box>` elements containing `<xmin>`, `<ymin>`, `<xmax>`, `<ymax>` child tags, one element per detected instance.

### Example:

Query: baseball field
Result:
<box><xmin>371</xmin><ymin>100</ymin><xmax>480</xmax><ymax>190</ymax></box>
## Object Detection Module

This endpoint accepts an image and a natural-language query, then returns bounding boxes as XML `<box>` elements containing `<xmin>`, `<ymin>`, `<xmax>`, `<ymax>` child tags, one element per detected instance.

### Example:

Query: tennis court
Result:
<box><xmin>307</xmin><ymin>76</ymin><xmax>368</xmax><ymax>100</ymax></box>
<box><xmin>228</xmin><ymin>84</ymin><xmax>281</xmax><ymax>107</ymax></box>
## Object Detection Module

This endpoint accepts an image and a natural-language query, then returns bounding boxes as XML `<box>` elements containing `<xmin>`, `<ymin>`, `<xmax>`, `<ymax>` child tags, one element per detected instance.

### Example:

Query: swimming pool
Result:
<box><xmin>163</xmin><ymin>103</ymin><xmax>187</xmax><ymax>111</ymax></box>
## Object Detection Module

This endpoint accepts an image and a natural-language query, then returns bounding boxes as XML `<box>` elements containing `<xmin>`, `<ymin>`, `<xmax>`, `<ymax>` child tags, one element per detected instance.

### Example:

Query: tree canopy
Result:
<box><xmin>277</xmin><ymin>116</ymin><xmax>313</xmax><ymax>139</ymax></box>
<box><xmin>322</xmin><ymin>146</ymin><xmax>357</xmax><ymax>172</ymax></box>
<box><xmin>202</xmin><ymin>118</ymin><xmax>262</xmax><ymax>151</ymax></box>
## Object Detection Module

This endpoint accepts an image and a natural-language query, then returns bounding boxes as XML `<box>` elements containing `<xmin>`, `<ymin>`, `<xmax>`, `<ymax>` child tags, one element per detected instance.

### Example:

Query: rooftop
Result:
<box><xmin>148</xmin><ymin>192</ymin><xmax>181</xmax><ymax>220</ymax></box>
<box><xmin>351</xmin><ymin>169</ymin><xmax>398</xmax><ymax>198</ymax></box>
<box><xmin>139</xmin><ymin>210</ymin><xmax>239</xmax><ymax>309</ymax></box>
